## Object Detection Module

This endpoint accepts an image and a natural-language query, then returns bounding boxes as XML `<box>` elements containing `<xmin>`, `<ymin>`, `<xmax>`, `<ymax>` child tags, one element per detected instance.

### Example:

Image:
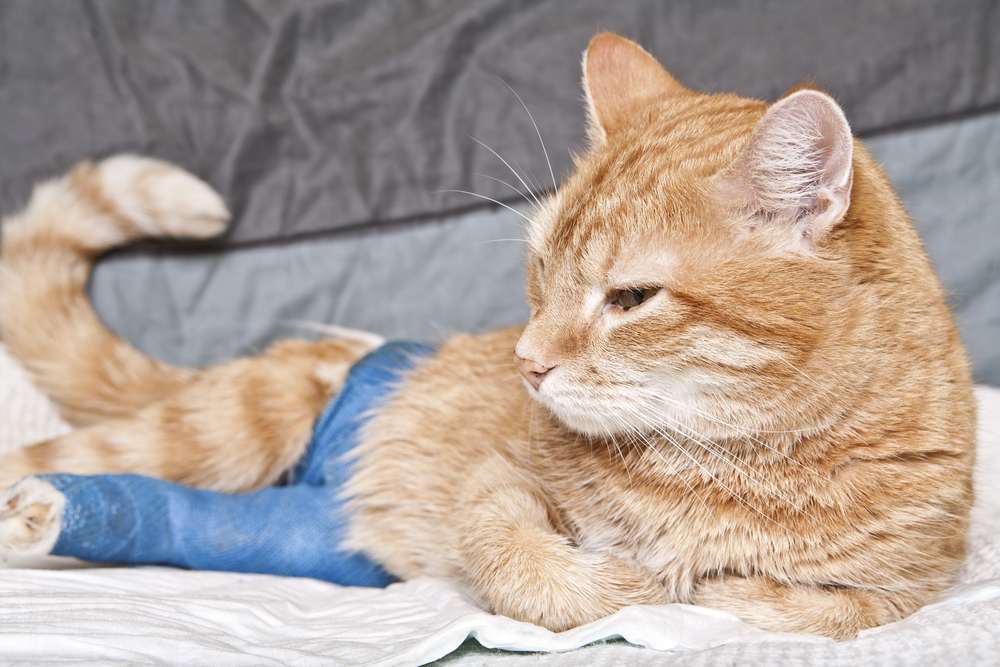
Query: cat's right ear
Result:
<box><xmin>582</xmin><ymin>33</ymin><xmax>689</xmax><ymax>146</ymax></box>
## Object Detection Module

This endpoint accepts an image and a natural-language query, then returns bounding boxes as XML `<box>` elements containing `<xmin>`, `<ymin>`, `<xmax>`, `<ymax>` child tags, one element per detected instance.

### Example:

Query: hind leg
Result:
<box><xmin>0</xmin><ymin>472</ymin><xmax>392</xmax><ymax>586</ymax></box>
<box><xmin>0</xmin><ymin>337</ymin><xmax>373</xmax><ymax>492</ymax></box>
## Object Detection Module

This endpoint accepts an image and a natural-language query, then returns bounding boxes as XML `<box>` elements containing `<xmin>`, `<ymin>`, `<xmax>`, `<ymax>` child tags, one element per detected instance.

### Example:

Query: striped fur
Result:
<box><xmin>0</xmin><ymin>156</ymin><xmax>227</xmax><ymax>425</ymax></box>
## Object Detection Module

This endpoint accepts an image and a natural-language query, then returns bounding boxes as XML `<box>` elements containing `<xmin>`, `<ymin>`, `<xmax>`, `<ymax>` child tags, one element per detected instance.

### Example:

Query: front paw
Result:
<box><xmin>0</xmin><ymin>477</ymin><xmax>64</xmax><ymax>558</ymax></box>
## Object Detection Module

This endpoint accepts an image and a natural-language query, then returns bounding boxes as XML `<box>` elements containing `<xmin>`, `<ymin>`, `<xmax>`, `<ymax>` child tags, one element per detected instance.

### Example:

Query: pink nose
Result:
<box><xmin>517</xmin><ymin>356</ymin><xmax>556</xmax><ymax>390</ymax></box>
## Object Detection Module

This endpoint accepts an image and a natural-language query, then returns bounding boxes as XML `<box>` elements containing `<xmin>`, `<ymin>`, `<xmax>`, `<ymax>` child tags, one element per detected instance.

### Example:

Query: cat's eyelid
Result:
<box><xmin>608</xmin><ymin>282</ymin><xmax>661</xmax><ymax>292</ymax></box>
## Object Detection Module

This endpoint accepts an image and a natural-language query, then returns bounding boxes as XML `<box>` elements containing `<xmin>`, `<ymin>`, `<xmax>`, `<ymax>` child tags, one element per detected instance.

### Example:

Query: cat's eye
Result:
<box><xmin>606</xmin><ymin>286</ymin><xmax>660</xmax><ymax>312</ymax></box>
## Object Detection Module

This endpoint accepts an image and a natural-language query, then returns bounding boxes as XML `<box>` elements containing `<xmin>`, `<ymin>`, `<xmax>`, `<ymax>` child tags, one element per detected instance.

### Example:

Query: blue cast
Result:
<box><xmin>39</xmin><ymin>341</ymin><xmax>435</xmax><ymax>588</ymax></box>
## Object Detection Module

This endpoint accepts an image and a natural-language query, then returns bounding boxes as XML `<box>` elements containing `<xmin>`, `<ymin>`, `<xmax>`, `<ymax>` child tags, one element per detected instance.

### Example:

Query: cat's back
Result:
<box><xmin>845</xmin><ymin>144</ymin><xmax>976</xmax><ymax>457</ymax></box>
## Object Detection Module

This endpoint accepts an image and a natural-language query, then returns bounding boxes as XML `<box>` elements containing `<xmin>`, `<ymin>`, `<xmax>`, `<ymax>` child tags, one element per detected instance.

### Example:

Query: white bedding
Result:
<box><xmin>2</xmin><ymin>344</ymin><xmax>998</xmax><ymax>666</ymax></box>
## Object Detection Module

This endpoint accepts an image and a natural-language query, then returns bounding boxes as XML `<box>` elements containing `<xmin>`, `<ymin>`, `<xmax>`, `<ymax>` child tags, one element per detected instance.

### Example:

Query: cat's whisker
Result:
<box><xmin>495</xmin><ymin>77</ymin><xmax>558</xmax><ymax>194</ymax></box>
<box><xmin>624</xmin><ymin>422</ymin><xmax>711</xmax><ymax>510</ymax></box>
<box><xmin>772</xmin><ymin>355</ymin><xmax>835</xmax><ymax>396</ymax></box>
<box><xmin>474</xmin><ymin>172</ymin><xmax>536</xmax><ymax>208</ymax></box>
<box><xmin>606</xmin><ymin>424</ymin><xmax>632</xmax><ymax>485</ymax></box>
<box><xmin>479</xmin><ymin>238</ymin><xmax>531</xmax><ymax>246</ymax></box>
<box><xmin>655</xmin><ymin>426</ymin><xmax>778</xmax><ymax>525</ymax></box>
<box><xmin>630</xmin><ymin>387</ymin><xmax>833</xmax><ymax>483</ymax></box>
<box><xmin>436</xmin><ymin>189</ymin><xmax>534</xmax><ymax>224</ymax></box>
<box><xmin>657</xmin><ymin>412</ymin><xmax>821</xmax><ymax>521</ymax></box>
<box><xmin>626</xmin><ymin>410</ymin><xmax>782</xmax><ymax>527</ymax></box>
<box><xmin>635</xmin><ymin>426</ymin><xmax>690</xmax><ymax>478</ymax></box>
<box><xmin>620</xmin><ymin>397</ymin><xmax>821</xmax><ymax>525</ymax></box>
<box><xmin>632</xmin><ymin>385</ymin><xmax>819</xmax><ymax>435</ymax></box>
<box><xmin>636</xmin><ymin>408</ymin><xmax>770</xmax><ymax>495</ymax></box>
<box><xmin>470</xmin><ymin>136</ymin><xmax>544</xmax><ymax>209</ymax></box>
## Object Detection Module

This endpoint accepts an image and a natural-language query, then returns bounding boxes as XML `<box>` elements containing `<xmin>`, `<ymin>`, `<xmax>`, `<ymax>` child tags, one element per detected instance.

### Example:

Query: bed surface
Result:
<box><xmin>2</xmin><ymin>345</ymin><xmax>999</xmax><ymax>665</ymax></box>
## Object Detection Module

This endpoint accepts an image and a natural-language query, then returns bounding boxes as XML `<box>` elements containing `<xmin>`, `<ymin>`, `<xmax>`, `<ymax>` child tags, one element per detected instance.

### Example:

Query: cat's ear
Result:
<box><xmin>582</xmin><ymin>33</ymin><xmax>689</xmax><ymax>145</ymax></box>
<box><xmin>723</xmin><ymin>89</ymin><xmax>854</xmax><ymax>248</ymax></box>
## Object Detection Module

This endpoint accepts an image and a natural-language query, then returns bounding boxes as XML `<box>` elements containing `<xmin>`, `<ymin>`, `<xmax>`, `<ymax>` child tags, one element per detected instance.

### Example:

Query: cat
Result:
<box><xmin>0</xmin><ymin>33</ymin><xmax>975</xmax><ymax>640</ymax></box>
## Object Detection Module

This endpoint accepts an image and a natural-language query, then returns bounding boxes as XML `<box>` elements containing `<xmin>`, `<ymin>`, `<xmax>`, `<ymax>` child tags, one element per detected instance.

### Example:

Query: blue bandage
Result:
<box><xmin>41</xmin><ymin>341</ymin><xmax>434</xmax><ymax>587</ymax></box>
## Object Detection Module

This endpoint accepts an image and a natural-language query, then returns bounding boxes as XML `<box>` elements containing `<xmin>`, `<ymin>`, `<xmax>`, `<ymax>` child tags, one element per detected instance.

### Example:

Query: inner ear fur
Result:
<box><xmin>721</xmin><ymin>88</ymin><xmax>854</xmax><ymax>248</ymax></box>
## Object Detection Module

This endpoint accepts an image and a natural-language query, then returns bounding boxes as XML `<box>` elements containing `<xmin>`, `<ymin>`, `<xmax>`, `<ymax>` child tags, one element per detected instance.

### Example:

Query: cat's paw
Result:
<box><xmin>97</xmin><ymin>154</ymin><xmax>231</xmax><ymax>239</ymax></box>
<box><xmin>0</xmin><ymin>477</ymin><xmax>64</xmax><ymax>558</ymax></box>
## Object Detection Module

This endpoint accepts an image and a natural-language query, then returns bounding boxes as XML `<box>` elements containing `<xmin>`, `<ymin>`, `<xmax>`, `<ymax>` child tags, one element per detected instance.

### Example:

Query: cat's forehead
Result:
<box><xmin>531</xmin><ymin>194</ymin><xmax>726</xmax><ymax>290</ymax></box>
<box><xmin>530</xmin><ymin>94</ymin><xmax>764</xmax><ymax>281</ymax></box>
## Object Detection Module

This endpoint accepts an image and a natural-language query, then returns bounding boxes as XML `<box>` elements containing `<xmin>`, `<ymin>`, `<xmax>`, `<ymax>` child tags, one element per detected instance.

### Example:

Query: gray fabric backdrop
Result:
<box><xmin>1</xmin><ymin>0</ymin><xmax>998</xmax><ymax>241</ymax></box>
<box><xmin>1</xmin><ymin>0</ymin><xmax>998</xmax><ymax>384</ymax></box>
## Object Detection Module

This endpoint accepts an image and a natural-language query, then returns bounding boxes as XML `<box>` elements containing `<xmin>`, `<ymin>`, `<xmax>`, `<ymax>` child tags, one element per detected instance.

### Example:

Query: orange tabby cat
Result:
<box><xmin>0</xmin><ymin>33</ymin><xmax>974</xmax><ymax>639</ymax></box>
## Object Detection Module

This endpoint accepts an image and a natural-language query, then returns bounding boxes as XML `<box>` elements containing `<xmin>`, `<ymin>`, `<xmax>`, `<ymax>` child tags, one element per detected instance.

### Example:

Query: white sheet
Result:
<box><xmin>2</xmin><ymin>344</ymin><xmax>998</xmax><ymax>666</ymax></box>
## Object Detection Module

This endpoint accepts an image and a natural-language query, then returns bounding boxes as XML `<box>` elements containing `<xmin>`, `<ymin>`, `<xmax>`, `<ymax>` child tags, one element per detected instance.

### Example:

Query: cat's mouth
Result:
<box><xmin>526</xmin><ymin>369</ymin><xmax>707</xmax><ymax>439</ymax></box>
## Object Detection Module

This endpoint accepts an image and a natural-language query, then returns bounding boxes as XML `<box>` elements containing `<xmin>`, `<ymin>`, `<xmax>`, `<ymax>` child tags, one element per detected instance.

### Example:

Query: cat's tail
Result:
<box><xmin>0</xmin><ymin>155</ymin><xmax>230</xmax><ymax>426</ymax></box>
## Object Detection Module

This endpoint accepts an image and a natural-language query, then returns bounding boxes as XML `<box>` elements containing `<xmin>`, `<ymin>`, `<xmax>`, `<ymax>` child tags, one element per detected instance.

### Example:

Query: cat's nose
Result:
<box><xmin>517</xmin><ymin>355</ymin><xmax>556</xmax><ymax>390</ymax></box>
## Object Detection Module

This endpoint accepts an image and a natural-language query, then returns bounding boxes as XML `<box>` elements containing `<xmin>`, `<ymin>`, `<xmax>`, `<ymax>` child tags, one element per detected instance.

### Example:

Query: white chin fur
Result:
<box><xmin>555</xmin><ymin>410</ymin><xmax>620</xmax><ymax>437</ymax></box>
<box><xmin>531</xmin><ymin>390</ymin><xmax>623</xmax><ymax>437</ymax></box>
<box><xmin>530</xmin><ymin>372</ymin><xmax>705</xmax><ymax>438</ymax></box>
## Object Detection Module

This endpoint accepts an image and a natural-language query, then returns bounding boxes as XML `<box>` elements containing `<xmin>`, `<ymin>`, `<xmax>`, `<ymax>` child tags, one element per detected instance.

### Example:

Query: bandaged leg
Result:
<box><xmin>6</xmin><ymin>473</ymin><xmax>394</xmax><ymax>587</ymax></box>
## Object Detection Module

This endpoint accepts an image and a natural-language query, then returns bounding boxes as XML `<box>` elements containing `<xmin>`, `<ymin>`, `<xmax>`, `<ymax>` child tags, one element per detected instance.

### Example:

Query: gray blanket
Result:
<box><xmin>1</xmin><ymin>0</ymin><xmax>998</xmax><ymax>383</ymax></box>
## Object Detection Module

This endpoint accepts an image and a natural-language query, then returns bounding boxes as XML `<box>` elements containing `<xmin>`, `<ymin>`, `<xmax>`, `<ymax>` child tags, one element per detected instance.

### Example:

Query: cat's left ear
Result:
<box><xmin>722</xmin><ymin>89</ymin><xmax>854</xmax><ymax>249</ymax></box>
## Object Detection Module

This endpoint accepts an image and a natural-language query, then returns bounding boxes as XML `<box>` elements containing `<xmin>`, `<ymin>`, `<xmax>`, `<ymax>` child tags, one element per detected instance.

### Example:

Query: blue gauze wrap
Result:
<box><xmin>39</xmin><ymin>341</ymin><xmax>435</xmax><ymax>588</ymax></box>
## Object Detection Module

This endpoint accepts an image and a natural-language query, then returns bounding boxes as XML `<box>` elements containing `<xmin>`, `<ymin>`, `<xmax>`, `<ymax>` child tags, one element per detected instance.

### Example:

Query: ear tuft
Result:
<box><xmin>727</xmin><ymin>89</ymin><xmax>854</xmax><ymax>247</ymax></box>
<box><xmin>582</xmin><ymin>33</ymin><xmax>689</xmax><ymax>145</ymax></box>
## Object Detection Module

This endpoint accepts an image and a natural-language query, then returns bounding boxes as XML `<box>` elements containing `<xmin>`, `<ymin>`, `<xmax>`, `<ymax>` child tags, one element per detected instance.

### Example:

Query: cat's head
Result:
<box><xmin>516</xmin><ymin>33</ymin><xmax>856</xmax><ymax>439</ymax></box>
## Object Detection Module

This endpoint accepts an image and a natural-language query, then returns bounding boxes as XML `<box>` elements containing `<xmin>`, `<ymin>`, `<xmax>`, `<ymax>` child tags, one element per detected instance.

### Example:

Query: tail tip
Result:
<box><xmin>99</xmin><ymin>154</ymin><xmax>231</xmax><ymax>240</ymax></box>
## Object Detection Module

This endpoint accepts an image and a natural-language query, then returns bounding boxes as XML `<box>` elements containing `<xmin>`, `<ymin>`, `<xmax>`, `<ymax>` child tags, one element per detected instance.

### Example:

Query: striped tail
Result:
<box><xmin>0</xmin><ymin>155</ymin><xmax>230</xmax><ymax>425</ymax></box>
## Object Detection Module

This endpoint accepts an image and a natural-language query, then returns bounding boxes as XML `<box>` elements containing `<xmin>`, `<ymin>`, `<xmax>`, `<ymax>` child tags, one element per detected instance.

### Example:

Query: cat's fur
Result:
<box><xmin>0</xmin><ymin>34</ymin><xmax>974</xmax><ymax>639</ymax></box>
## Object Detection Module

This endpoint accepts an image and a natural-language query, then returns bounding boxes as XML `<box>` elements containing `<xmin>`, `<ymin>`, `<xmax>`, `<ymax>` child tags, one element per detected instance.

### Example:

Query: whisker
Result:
<box><xmin>661</xmin><ymin>415</ymin><xmax>821</xmax><ymax>521</ymax></box>
<box><xmin>494</xmin><ymin>76</ymin><xmax>558</xmax><ymax>193</ymax></box>
<box><xmin>628</xmin><ymin>411</ymin><xmax>782</xmax><ymax>527</ymax></box>
<box><xmin>773</xmin><ymin>356</ymin><xmax>832</xmax><ymax>395</ymax></box>
<box><xmin>470</xmin><ymin>136</ymin><xmax>543</xmax><ymax>209</ymax></box>
<box><xmin>436</xmin><ymin>189</ymin><xmax>534</xmax><ymax>224</ymax></box>
<box><xmin>632</xmin><ymin>386</ymin><xmax>819</xmax><ymax>435</ymax></box>
<box><xmin>631</xmin><ymin>387</ymin><xmax>833</xmax><ymax>483</ymax></box>
<box><xmin>478</xmin><ymin>238</ymin><xmax>531</xmax><ymax>246</ymax></box>
<box><xmin>625</xmin><ymin>424</ymin><xmax>711</xmax><ymax>511</ymax></box>
<box><xmin>605</xmin><ymin>414</ymin><xmax>633</xmax><ymax>485</ymax></box>
<box><xmin>474</xmin><ymin>172</ymin><xmax>535</xmax><ymax>208</ymax></box>
<box><xmin>592</xmin><ymin>395</ymin><xmax>809</xmax><ymax>528</ymax></box>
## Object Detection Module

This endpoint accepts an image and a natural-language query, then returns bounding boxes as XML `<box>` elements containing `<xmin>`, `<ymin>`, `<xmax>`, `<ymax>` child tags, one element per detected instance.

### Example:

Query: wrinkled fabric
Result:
<box><xmin>2</xmin><ymin>363</ymin><xmax>999</xmax><ymax>666</ymax></box>
<box><xmin>39</xmin><ymin>341</ymin><xmax>434</xmax><ymax>587</ymax></box>
<box><xmin>1</xmin><ymin>0</ymin><xmax>998</xmax><ymax>244</ymax></box>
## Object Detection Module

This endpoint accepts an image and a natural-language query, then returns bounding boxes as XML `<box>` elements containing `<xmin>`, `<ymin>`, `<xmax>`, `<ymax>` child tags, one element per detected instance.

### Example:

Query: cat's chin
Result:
<box><xmin>553</xmin><ymin>411</ymin><xmax>620</xmax><ymax>437</ymax></box>
<box><xmin>526</xmin><ymin>387</ymin><xmax>626</xmax><ymax>438</ymax></box>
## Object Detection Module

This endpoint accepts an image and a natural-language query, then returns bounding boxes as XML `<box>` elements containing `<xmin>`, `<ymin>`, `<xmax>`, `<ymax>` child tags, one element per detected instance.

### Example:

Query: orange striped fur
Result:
<box><xmin>0</xmin><ymin>34</ymin><xmax>975</xmax><ymax>640</ymax></box>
